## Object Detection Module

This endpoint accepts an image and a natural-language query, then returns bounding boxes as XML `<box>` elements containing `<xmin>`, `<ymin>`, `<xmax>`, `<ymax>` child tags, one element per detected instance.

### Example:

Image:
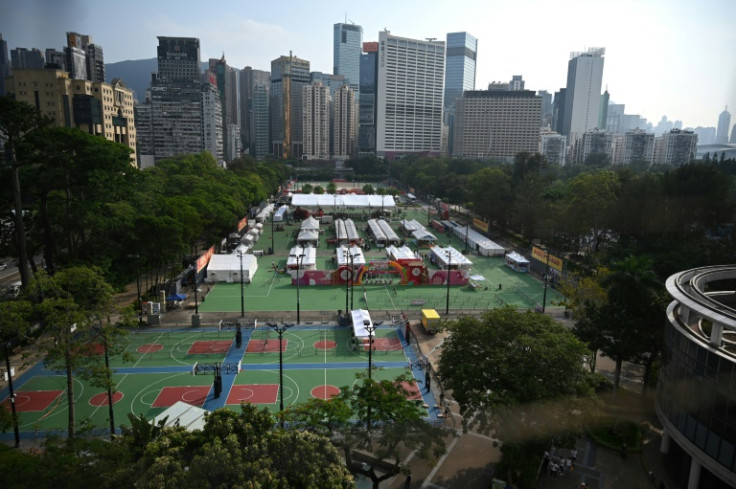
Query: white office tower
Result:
<box><xmin>303</xmin><ymin>82</ymin><xmax>331</xmax><ymax>159</ymax></box>
<box><xmin>716</xmin><ymin>107</ymin><xmax>731</xmax><ymax>144</ymax></box>
<box><xmin>333</xmin><ymin>84</ymin><xmax>358</xmax><ymax>159</ymax></box>
<box><xmin>562</xmin><ymin>48</ymin><xmax>605</xmax><ymax>138</ymax></box>
<box><xmin>539</xmin><ymin>129</ymin><xmax>567</xmax><ymax>165</ymax></box>
<box><xmin>376</xmin><ymin>31</ymin><xmax>445</xmax><ymax>157</ymax></box>
<box><xmin>333</xmin><ymin>23</ymin><xmax>363</xmax><ymax>100</ymax></box>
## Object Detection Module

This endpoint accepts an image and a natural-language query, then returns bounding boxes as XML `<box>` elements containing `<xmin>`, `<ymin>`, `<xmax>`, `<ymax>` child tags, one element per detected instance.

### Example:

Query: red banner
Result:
<box><xmin>196</xmin><ymin>246</ymin><xmax>215</xmax><ymax>273</ymax></box>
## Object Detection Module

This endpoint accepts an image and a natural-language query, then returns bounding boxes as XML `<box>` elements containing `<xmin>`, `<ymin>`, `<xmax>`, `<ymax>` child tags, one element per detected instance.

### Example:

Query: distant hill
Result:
<box><xmin>106</xmin><ymin>59</ymin><xmax>214</xmax><ymax>103</ymax></box>
<box><xmin>105</xmin><ymin>58</ymin><xmax>157</xmax><ymax>102</ymax></box>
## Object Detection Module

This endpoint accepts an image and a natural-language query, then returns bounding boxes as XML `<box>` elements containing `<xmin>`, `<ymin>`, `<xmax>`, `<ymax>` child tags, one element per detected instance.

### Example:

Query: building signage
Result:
<box><xmin>531</xmin><ymin>246</ymin><xmax>563</xmax><ymax>272</ymax></box>
<box><xmin>473</xmin><ymin>217</ymin><xmax>489</xmax><ymax>233</ymax></box>
<box><xmin>195</xmin><ymin>246</ymin><xmax>215</xmax><ymax>273</ymax></box>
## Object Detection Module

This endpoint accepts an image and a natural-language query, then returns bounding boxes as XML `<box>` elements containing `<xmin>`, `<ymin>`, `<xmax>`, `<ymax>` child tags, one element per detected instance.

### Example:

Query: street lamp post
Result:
<box><xmin>193</xmin><ymin>269</ymin><xmax>199</xmax><ymax>316</ymax></box>
<box><xmin>343</xmin><ymin>247</ymin><xmax>350</xmax><ymax>314</ymax></box>
<box><xmin>271</xmin><ymin>215</ymin><xmax>275</xmax><ymax>255</ymax></box>
<box><xmin>364</xmin><ymin>319</ymin><xmax>376</xmax><ymax>432</ymax></box>
<box><xmin>268</xmin><ymin>322</ymin><xmax>293</xmax><ymax>428</ymax></box>
<box><xmin>541</xmin><ymin>247</ymin><xmax>551</xmax><ymax>313</ymax></box>
<box><xmin>238</xmin><ymin>251</ymin><xmax>245</xmax><ymax>317</ymax></box>
<box><xmin>296</xmin><ymin>248</ymin><xmax>305</xmax><ymax>324</ymax></box>
<box><xmin>127</xmin><ymin>254</ymin><xmax>143</xmax><ymax>326</ymax></box>
<box><xmin>4</xmin><ymin>342</ymin><xmax>20</xmax><ymax>448</ymax></box>
<box><xmin>349</xmin><ymin>251</ymin><xmax>355</xmax><ymax>311</ymax></box>
<box><xmin>445</xmin><ymin>249</ymin><xmax>452</xmax><ymax>315</ymax></box>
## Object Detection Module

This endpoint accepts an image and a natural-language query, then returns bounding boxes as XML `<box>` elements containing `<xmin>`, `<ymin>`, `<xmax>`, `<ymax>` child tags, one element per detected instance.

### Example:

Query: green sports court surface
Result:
<box><xmin>1</xmin><ymin>324</ymin><xmax>431</xmax><ymax>438</ymax></box>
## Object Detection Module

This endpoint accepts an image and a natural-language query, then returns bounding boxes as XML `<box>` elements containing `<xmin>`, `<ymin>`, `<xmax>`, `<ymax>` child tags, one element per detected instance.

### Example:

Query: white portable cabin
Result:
<box><xmin>367</xmin><ymin>219</ymin><xmax>387</xmax><ymax>246</ymax></box>
<box><xmin>505</xmin><ymin>252</ymin><xmax>530</xmax><ymax>272</ymax></box>
<box><xmin>206</xmin><ymin>250</ymin><xmax>258</xmax><ymax>283</ymax></box>
<box><xmin>444</xmin><ymin>221</ymin><xmax>504</xmax><ymax>256</ymax></box>
<box><xmin>255</xmin><ymin>204</ymin><xmax>274</xmax><ymax>223</ymax></box>
<box><xmin>337</xmin><ymin>244</ymin><xmax>366</xmax><ymax>268</ymax></box>
<box><xmin>431</xmin><ymin>246</ymin><xmax>473</xmax><ymax>270</ymax></box>
<box><xmin>378</xmin><ymin>219</ymin><xmax>400</xmax><ymax>245</ymax></box>
<box><xmin>287</xmin><ymin>245</ymin><xmax>317</xmax><ymax>270</ymax></box>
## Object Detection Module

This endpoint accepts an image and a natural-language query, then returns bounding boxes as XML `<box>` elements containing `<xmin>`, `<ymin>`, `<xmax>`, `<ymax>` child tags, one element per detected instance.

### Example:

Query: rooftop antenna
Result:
<box><xmin>426</xmin><ymin>37</ymin><xmax>437</xmax><ymax>42</ymax></box>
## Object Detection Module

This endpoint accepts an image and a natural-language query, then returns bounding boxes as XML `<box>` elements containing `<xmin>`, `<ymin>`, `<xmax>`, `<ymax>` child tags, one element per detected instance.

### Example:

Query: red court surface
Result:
<box><xmin>226</xmin><ymin>384</ymin><xmax>279</xmax><ymax>405</ymax></box>
<box><xmin>398</xmin><ymin>381</ymin><xmax>422</xmax><ymax>400</ymax></box>
<box><xmin>363</xmin><ymin>338</ymin><xmax>403</xmax><ymax>351</ymax></box>
<box><xmin>2</xmin><ymin>390</ymin><xmax>64</xmax><ymax>412</ymax></box>
<box><xmin>89</xmin><ymin>391</ymin><xmax>124</xmax><ymax>407</ymax></box>
<box><xmin>246</xmin><ymin>339</ymin><xmax>288</xmax><ymax>353</ymax></box>
<box><xmin>152</xmin><ymin>386</ymin><xmax>211</xmax><ymax>407</ymax></box>
<box><xmin>75</xmin><ymin>343</ymin><xmax>105</xmax><ymax>356</ymax></box>
<box><xmin>136</xmin><ymin>343</ymin><xmax>164</xmax><ymax>353</ymax></box>
<box><xmin>314</xmin><ymin>340</ymin><xmax>337</xmax><ymax>350</ymax></box>
<box><xmin>311</xmin><ymin>385</ymin><xmax>340</xmax><ymax>400</ymax></box>
<box><xmin>188</xmin><ymin>340</ymin><xmax>232</xmax><ymax>355</ymax></box>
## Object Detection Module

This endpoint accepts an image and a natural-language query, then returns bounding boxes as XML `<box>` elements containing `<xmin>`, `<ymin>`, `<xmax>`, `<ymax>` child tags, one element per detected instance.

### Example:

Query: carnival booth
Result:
<box><xmin>505</xmin><ymin>251</ymin><xmax>530</xmax><ymax>272</ymax></box>
<box><xmin>287</xmin><ymin>245</ymin><xmax>317</xmax><ymax>271</ymax></box>
<box><xmin>386</xmin><ymin>245</ymin><xmax>419</xmax><ymax>264</ymax></box>
<box><xmin>300</xmin><ymin>216</ymin><xmax>320</xmax><ymax>232</ymax></box>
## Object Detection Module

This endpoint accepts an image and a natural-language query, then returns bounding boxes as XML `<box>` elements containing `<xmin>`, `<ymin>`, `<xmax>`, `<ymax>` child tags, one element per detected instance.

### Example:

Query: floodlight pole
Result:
<box><xmin>4</xmin><ymin>342</ymin><xmax>20</xmax><ymax>448</ymax></box>
<box><xmin>542</xmin><ymin>247</ymin><xmax>550</xmax><ymax>313</ymax></box>
<box><xmin>350</xmin><ymin>251</ymin><xmax>355</xmax><ymax>310</ymax></box>
<box><xmin>238</xmin><ymin>251</ymin><xmax>245</xmax><ymax>317</ymax></box>
<box><xmin>365</xmin><ymin>320</ymin><xmax>376</xmax><ymax>432</ymax></box>
<box><xmin>296</xmin><ymin>250</ymin><xmax>305</xmax><ymax>324</ymax></box>
<box><xmin>344</xmin><ymin>248</ymin><xmax>350</xmax><ymax>314</ymax></box>
<box><xmin>271</xmin><ymin>215</ymin><xmax>275</xmax><ymax>254</ymax></box>
<box><xmin>193</xmin><ymin>269</ymin><xmax>199</xmax><ymax>315</ymax></box>
<box><xmin>269</xmin><ymin>322</ymin><xmax>292</xmax><ymax>428</ymax></box>
<box><xmin>446</xmin><ymin>249</ymin><xmax>452</xmax><ymax>315</ymax></box>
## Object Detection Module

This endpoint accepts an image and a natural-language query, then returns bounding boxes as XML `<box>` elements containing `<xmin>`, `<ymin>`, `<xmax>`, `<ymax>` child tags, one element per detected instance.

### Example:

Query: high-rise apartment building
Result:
<box><xmin>45</xmin><ymin>48</ymin><xmax>65</xmax><ymax>70</ymax></box>
<box><xmin>270</xmin><ymin>54</ymin><xmax>310</xmax><ymax>159</ymax></box>
<box><xmin>136</xmin><ymin>36</ymin><xmax>223</xmax><ymax>166</ymax></box>
<box><xmin>302</xmin><ymin>82</ymin><xmax>331</xmax><ymax>159</ymax></box>
<box><xmin>209</xmin><ymin>56</ymin><xmax>241</xmax><ymax>161</ymax></box>
<box><xmin>333</xmin><ymin>84</ymin><xmax>358</xmax><ymax>160</ymax></box>
<box><xmin>577</xmin><ymin>128</ymin><xmax>614</xmax><ymax>165</ymax></box>
<box><xmin>5</xmin><ymin>68</ymin><xmax>136</xmax><ymax>161</ymax></box>
<box><xmin>333</xmin><ymin>23</ymin><xmax>362</xmax><ymax>98</ymax></box>
<box><xmin>539</xmin><ymin>129</ymin><xmax>567</xmax><ymax>165</ymax></box>
<box><xmin>561</xmin><ymin>48</ymin><xmax>605</xmax><ymax>138</ymax></box>
<box><xmin>444</xmin><ymin>32</ymin><xmax>476</xmax><ymax>109</ymax></box>
<box><xmin>376</xmin><ymin>31</ymin><xmax>445</xmax><ymax>158</ymax></box>
<box><xmin>358</xmin><ymin>42</ymin><xmax>378</xmax><ymax>155</ymax></box>
<box><xmin>620</xmin><ymin>129</ymin><xmax>654</xmax><ymax>165</ymax></box>
<box><xmin>654</xmin><ymin>128</ymin><xmax>698</xmax><ymax>166</ymax></box>
<box><xmin>716</xmin><ymin>107</ymin><xmax>731</xmax><ymax>144</ymax></box>
<box><xmin>240</xmin><ymin>66</ymin><xmax>270</xmax><ymax>156</ymax></box>
<box><xmin>453</xmin><ymin>90</ymin><xmax>542</xmax><ymax>160</ymax></box>
<box><xmin>10</xmin><ymin>47</ymin><xmax>44</xmax><ymax>70</ymax></box>
<box><xmin>65</xmin><ymin>32</ymin><xmax>89</xmax><ymax>81</ymax></box>
<box><xmin>0</xmin><ymin>34</ymin><xmax>9</xmax><ymax>96</ymax></box>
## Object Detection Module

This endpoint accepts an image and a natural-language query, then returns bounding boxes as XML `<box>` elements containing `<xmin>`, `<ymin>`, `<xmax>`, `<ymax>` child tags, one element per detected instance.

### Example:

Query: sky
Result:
<box><xmin>2</xmin><ymin>0</ymin><xmax>735</xmax><ymax>130</ymax></box>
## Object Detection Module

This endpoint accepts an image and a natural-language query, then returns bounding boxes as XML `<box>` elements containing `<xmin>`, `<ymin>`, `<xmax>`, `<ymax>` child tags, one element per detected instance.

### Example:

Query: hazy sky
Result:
<box><xmin>2</xmin><ymin>0</ymin><xmax>735</xmax><ymax>130</ymax></box>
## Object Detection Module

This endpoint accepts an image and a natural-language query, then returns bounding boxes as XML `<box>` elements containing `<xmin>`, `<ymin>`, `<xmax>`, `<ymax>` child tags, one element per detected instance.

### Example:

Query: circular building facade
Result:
<box><xmin>659</xmin><ymin>266</ymin><xmax>736</xmax><ymax>489</ymax></box>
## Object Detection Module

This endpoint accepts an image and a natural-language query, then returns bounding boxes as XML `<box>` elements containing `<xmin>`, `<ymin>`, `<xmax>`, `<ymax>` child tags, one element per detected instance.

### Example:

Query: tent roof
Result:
<box><xmin>152</xmin><ymin>401</ymin><xmax>209</xmax><ymax>431</ymax></box>
<box><xmin>291</xmin><ymin>194</ymin><xmax>396</xmax><ymax>209</ymax></box>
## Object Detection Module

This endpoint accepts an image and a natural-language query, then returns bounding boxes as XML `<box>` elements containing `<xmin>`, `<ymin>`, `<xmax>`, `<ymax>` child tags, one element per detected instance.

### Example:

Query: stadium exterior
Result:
<box><xmin>659</xmin><ymin>266</ymin><xmax>736</xmax><ymax>489</ymax></box>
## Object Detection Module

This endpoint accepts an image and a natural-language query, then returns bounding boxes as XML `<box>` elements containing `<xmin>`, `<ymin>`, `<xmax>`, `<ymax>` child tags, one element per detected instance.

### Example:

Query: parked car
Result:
<box><xmin>0</xmin><ymin>262</ymin><xmax>7</xmax><ymax>270</ymax></box>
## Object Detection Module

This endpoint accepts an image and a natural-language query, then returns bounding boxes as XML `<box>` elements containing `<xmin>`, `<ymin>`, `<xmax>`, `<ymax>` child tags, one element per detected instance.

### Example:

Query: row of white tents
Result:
<box><xmin>442</xmin><ymin>221</ymin><xmax>505</xmax><ymax>257</ymax></box>
<box><xmin>335</xmin><ymin>218</ymin><xmax>361</xmax><ymax>244</ymax></box>
<box><xmin>291</xmin><ymin>194</ymin><xmax>397</xmax><ymax>211</ymax></box>
<box><xmin>399</xmin><ymin>219</ymin><xmax>438</xmax><ymax>246</ymax></box>
<box><xmin>366</xmin><ymin>219</ymin><xmax>401</xmax><ymax>247</ymax></box>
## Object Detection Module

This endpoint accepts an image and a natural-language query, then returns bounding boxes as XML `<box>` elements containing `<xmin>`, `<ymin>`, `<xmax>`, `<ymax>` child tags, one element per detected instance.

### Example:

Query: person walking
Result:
<box><xmin>424</xmin><ymin>370</ymin><xmax>431</xmax><ymax>392</ymax></box>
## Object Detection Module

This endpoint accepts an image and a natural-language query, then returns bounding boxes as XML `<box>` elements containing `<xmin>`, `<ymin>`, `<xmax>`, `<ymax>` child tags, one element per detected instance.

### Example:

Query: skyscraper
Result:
<box><xmin>240</xmin><ymin>66</ymin><xmax>270</xmax><ymax>156</ymax></box>
<box><xmin>270</xmin><ymin>54</ymin><xmax>310</xmax><ymax>159</ymax></box>
<box><xmin>156</xmin><ymin>37</ymin><xmax>201</xmax><ymax>85</ymax></box>
<box><xmin>716</xmin><ymin>107</ymin><xmax>731</xmax><ymax>144</ymax></box>
<box><xmin>444</xmin><ymin>32</ymin><xmax>477</xmax><ymax>109</ymax></box>
<box><xmin>621</xmin><ymin>129</ymin><xmax>655</xmax><ymax>165</ymax></box>
<box><xmin>209</xmin><ymin>56</ymin><xmax>241</xmax><ymax>161</ymax></box>
<box><xmin>376</xmin><ymin>31</ymin><xmax>445</xmax><ymax>158</ymax></box>
<box><xmin>333</xmin><ymin>23</ymin><xmax>362</xmax><ymax>98</ymax></box>
<box><xmin>358</xmin><ymin>42</ymin><xmax>378</xmax><ymax>155</ymax></box>
<box><xmin>654</xmin><ymin>128</ymin><xmax>698</xmax><ymax>166</ymax></box>
<box><xmin>10</xmin><ymin>47</ymin><xmax>44</xmax><ymax>70</ymax></box>
<box><xmin>561</xmin><ymin>48</ymin><xmax>605</xmax><ymax>137</ymax></box>
<box><xmin>302</xmin><ymin>82</ymin><xmax>331</xmax><ymax>159</ymax></box>
<box><xmin>333</xmin><ymin>84</ymin><xmax>358</xmax><ymax>159</ymax></box>
<box><xmin>0</xmin><ymin>34</ymin><xmax>9</xmax><ymax>96</ymax></box>
<box><xmin>65</xmin><ymin>32</ymin><xmax>88</xmax><ymax>80</ymax></box>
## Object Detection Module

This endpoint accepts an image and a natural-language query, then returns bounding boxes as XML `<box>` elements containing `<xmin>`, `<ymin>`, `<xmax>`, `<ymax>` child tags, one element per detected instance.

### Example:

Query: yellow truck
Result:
<box><xmin>421</xmin><ymin>309</ymin><xmax>441</xmax><ymax>334</ymax></box>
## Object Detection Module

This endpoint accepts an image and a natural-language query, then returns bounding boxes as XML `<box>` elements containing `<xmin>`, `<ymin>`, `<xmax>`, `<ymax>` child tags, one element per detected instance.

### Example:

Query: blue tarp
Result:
<box><xmin>166</xmin><ymin>293</ymin><xmax>187</xmax><ymax>301</ymax></box>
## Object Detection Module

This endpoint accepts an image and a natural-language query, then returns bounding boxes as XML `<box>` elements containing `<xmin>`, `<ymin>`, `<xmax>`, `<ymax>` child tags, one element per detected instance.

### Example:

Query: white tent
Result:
<box><xmin>351</xmin><ymin>309</ymin><xmax>373</xmax><ymax>338</ymax></box>
<box><xmin>386</xmin><ymin>245</ymin><xmax>417</xmax><ymax>262</ymax></box>
<box><xmin>377</xmin><ymin>219</ymin><xmax>400</xmax><ymax>245</ymax></box>
<box><xmin>206</xmin><ymin>252</ymin><xmax>258</xmax><ymax>283</ymax></box>
<box><xmin>400</xmin><ymin>219</ymin><xmax>425</xmax><ymax>234</ymax></box>
<box><xmin>412</xmin><ymin>229</ymin><xmax>437</xmax><ymax>245</ymax></box>
<box><xmin>337</xmin><ymin>245</ymin><xmax>366</xmax><ymax>267</ymax></box>
<box><xmin>291</xmin><ymin>194</ymin><xmax>396</xmax><ymax>210</ymax></box>
<box><xmin>152</xmin><ymin>401</ymin><xmax>209</xmax><ymax>431</ymax></box>
<box><xmin>287</xmin><ymin>245</ymin><xmax>317</xmax><ymax>270</ymax></box>
<box><xmin>505</xmin><ymin>252</ymin><xmax>530</xmax><ymax>272</ymax></box>
<box><xmin>273</xmin><ymin>206</ymin><xmax>289</xmax><ymax>222</ymax></box>
<box><xmin>431</xmin><ymin>246</ymin><xmax>473</xmax><ymax>270</ymax></box>
<box><xmin>297</xmin><ymin>229</ymin><xmax>319</xmax><ymax>245</ymax></box>
<box><xmin>300</xmin><ymin>216</ymin><xmax>320</xmax><ymax>231</ymax></box>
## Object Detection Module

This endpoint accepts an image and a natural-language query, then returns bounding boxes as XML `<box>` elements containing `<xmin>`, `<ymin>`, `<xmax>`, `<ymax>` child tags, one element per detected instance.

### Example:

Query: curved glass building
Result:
<box><xmin>659</xmin><ymin>266</ymin><xmax>736</xmax><ymax>489</ymax></box>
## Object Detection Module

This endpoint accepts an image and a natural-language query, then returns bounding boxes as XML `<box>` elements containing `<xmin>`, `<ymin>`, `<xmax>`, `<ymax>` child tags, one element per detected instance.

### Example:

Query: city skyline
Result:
<box><xmin>1</xmin><ymin>0</ymin><xmax>735</xmax><ymax>130</ymax></box>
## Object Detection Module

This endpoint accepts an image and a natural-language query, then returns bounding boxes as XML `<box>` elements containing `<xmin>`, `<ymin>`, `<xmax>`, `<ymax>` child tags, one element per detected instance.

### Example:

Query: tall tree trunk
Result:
<box><xmin>8</xmin><ymin>139</ymin><xmax>31</xmax><ymax>288</ymax></box>
<box><xmin>613</xmin><ymin>356</ymin><xmax>623</xmax><ymax>391</ymax></box>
